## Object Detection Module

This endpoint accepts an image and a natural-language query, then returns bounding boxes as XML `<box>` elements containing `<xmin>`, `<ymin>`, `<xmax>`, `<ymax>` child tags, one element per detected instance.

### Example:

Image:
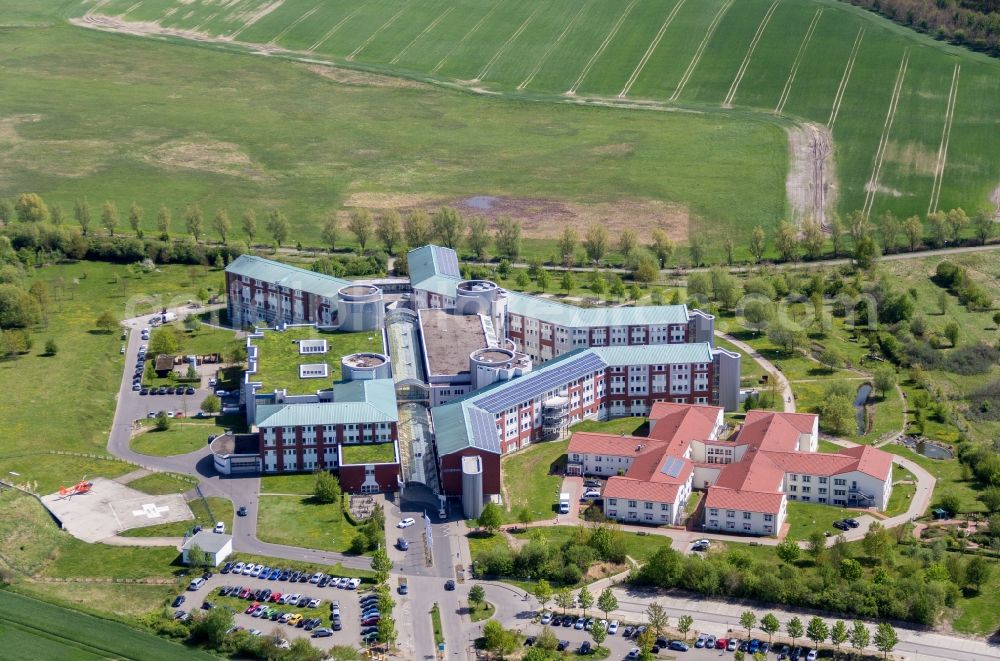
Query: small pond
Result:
<box><xmin>903</xmin><ymin>437</ymin><xmax>954</xmax><ymax>459</ymax></box>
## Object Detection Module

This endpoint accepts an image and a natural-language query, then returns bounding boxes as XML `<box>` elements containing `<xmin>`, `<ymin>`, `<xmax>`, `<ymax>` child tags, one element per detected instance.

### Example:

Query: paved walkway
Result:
<box><xmin>715</xmin><ymin>330</ymin><xmax>795</xmax><ymax>412</ymax></box>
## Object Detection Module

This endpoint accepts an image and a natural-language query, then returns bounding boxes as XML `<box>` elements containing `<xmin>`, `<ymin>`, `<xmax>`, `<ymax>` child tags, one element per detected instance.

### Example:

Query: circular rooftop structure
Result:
<box><xmin>342</xmin><ymin>351</ymin><xmax>391</xmax><ymax>380</ymax></box>
<box><xmin>471</xmin><ymin>347</ymin><xmax>515</xmax><ymax>364</ymax></box>
<box><xmin>457</xmin><ymin>279</ymin><xmax>499</xmax><ymax>293</ymax></box>
<box><xmin>338</xmin><ymin>283</ymin><xmax>381</xmax><ymax>300</ymax></box>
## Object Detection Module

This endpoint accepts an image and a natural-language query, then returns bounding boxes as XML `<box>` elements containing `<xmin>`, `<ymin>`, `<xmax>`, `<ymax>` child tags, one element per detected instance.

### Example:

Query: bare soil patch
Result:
<box><xmin>343</xmin><ymin>193</ymin><xmax>690</xmax><ymax>242</ymax></box>
<box><xmin>884</xmin><ymin>140</ymin><xmax>937</xmax><ymax>177</ymax></box>
<box><xmin>302</xmin><ymin>64</ymin><xmax>428</xmax><ymax>90</ymax></box>
<box><xmin>589</xmin><ymin>142</ymin><xmax>635</xmax><ymax>157</ymax></box>
<box><xmin>786</xmin><ymin>122</ymin><xmax>837</xmax><ymax>227</ymax></box>
<box><xmin>0</xmin><ymin>114</ymin><xmax>42</xmax><ymax>142</ymax></box>
<box><xmin>145</xmin><ymin>138</ymin><xmax>267</xmax><ymax>179</ymax></box>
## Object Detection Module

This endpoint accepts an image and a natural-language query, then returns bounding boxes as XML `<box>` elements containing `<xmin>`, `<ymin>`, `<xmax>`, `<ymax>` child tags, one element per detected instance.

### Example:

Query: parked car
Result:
<box><xmin>185</xmin><ymin>387</ymin><xmax>195</xmax><ymax>395</ymax></box>
<box><xmin>318</xmin><ymin>576</ymin><xmax>330</xmax><ymax>587</ymax></box>
<box><xmin>347</xmin><ymin>578</ymin><xmax>361</xmax><ymax>589</ymax></box>
<box><xmin>172</xmin><ymin>595</ymin><xmax>185</xmax><ymax>607</ymax></box>
<box><xmin>608</xmin><ymin>620</ymin><xmax>619</xmax><ymax>634</ymax></box>
<box><xmin>539</xmin><ymin>612</ymin><xmax>552</xmax><ymax>625</ymax></box>
<box><xmin>287</xmin><ymin>614</ymin><xmax>303</xmax><ymax>626</ymax></box>
<box><xmin>187</xmin><ymin>578</ymin><xmax>206</xmax><ymax>591</ymax></box>
<box><xmin>523</xmin><ymin>636</ymin><xmax>536</xmax><ymax>647</ymax></box>
<box><xmin>845</xmin><ymin>518</ymin><xmax>860</xmax><ymax>528</ymax></box>
<box><xmin>715</xmin><ymin>638</ymin><xmax>727</xmax><ymax>650</ymax></box>
<box><xmin>627</xmin><ymin>648</ymin><xmax>640</xmax><ymax>659</ymax></box>
<box><xmin>582</xmin><ymin>490</ymin><xmax>601</xmax><ymax>499</ymax></box>
<box><xmin>361</xmin><ymin>616</ymin><xmax>381</xmax><ymax>627</ymax></box>
<box><xmin>574</xmin><ymin>617</ymin><xmax>585</xmax><ymax>630</ymax></box>
<box><xmin>704</xmin><ymin>635</ymin><xmax>716</xmax><ymax>649</ymax></box>
<box><xmin>579</xmin><ymin>641</ymin><xmax>592</xmax><ymax>654</ymax></box>
<box><xmin>806</xmin><ymin>649</ymin><xmax>818</xmax><ymax>661</ymax></box>
<box><xmin>397</xmin><ymin>517</ymin><xmax>415</xmax><ymax>528</ymax></box>
<box><xmin>237</xmin><ymin>506</ymin><xmax>247</xmax><ymax>517</ymax></box>
<box><xmin>396</xmin><ymin>537</ymin><xmax>409</xmax><ymax>551</ymax></box>
<box><xmin>692</xmin><ymin>538</ymin><xmax>711</xmax><ymax>551</ymax></box>
<box><xmin>556</xmin><ymin>640</ymin><xmax>570</xmax><ymax>652</ymax></box>
<box><xmin>833</xmin><ymin>520</ymin><xmax>850</xmax><ymax>531</ymax></box>
<box><xmin>214</xmin><ymin>389</ymin><xmax>229</xmax><ymax>397</ymax></box>
<box><xmin>727</xmin><ymin>639</ymin><xmax>739</xmax><ymax>651</ymax></box>
<box><xmin>670</xmin><ymin>640</ymin><xmax>689</xmax><ymax>651</ymax></box>
<box><xmin>444</xmin><ymin>580</ymin><xmax>455</xmax><ymax>591</ymax></box>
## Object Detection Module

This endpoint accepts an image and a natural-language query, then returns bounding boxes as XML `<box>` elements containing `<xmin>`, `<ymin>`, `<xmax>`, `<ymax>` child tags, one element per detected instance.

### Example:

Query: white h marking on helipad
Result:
<box><xmin>132</xmin><ymin>503</ymin><xmax>170</xmax><ymax>519</ymax></box>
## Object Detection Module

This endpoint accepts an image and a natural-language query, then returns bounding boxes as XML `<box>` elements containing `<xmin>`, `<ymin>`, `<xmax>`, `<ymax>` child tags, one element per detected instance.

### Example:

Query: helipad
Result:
<box><xmin>40</xmin><ymin>476</ymin><xmax>194</xmax><ymax>543</ymax></box>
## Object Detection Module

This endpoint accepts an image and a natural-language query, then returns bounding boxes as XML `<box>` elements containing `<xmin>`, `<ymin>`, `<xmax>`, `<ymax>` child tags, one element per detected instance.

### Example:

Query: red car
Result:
<box><xmin>361</xmin><ymin>616</ymin><xmax>381</xmax><ymax>627</ymax></box>
<box><xmin>244</xmin><ymin>602</ymin><xmax>260</xmax><ymax>614</ymax></box>
<box><xmin>268</xmin><ymin>592</ymin><xmax>282</xmax><ymax>603</ymax></box>
<box><xmin>716</xmin><ymin>638</ymin><xmax>728</xmax><ymax>650</ymax></box>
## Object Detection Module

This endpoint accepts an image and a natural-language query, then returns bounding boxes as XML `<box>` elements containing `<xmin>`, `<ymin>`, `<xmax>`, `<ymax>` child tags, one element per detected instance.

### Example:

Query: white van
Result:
<box><xmin>213</xmin><ymin>521</ymin><xmax>225</xmax><ymax>534</ymax></box>
<box><xmin>187</xmin><ymin>577</ymin><xmax>207</xmax><ymax>591</ymax></box>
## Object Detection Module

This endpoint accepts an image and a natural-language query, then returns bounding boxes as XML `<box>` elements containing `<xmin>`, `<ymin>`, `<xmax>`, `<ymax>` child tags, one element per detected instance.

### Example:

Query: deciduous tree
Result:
<box><xmin>321</xmin><ymin>214</ymin><xmax>338</xmax><ymax>252</ymax></box>
<box><xmin>128</xmin><ymin>201</ymin><xmax>144</xmax><ymax>238</ymax></box>
<box><xmin>557</xmin><ymin>226</ymin><xmax>577</xmax><ymax>266</ymax></box>
<box><xmin>477</xmin><ymin>502</ymin><xmax>503</xmax><ymax>533</ymax></box>
<box><xmin>266</xmin><ymin>209</ymin><xmax>289</xmax><ymax>246</ymax></box>
<box><xmin>597</xmin><ymin>587</ymin><xmax>617</xmax><ymax>620</ymax></box>
<box><xmin>74</xmin><ymin>199</ymin><xmax>92</xmax><ymax>235</ymax></box>
<box><xmin>850</xmin><ymin>621</ymin><xmax>870</xmax><ymax>656</ymax></box>
<box><xmin>583</xmin><ymin>224</ymin><xmax>608</xmax><ymax>264</ymax></box>
<box><xmin>972</xmin><ymin>207</ymin><xmax>995</xmax><ymax>245</ymax></box>
<box><xmin>494</xmin><ymin>216</ymin><xmax>521</xmax><ymax>259</ymax></box>
<box><xmin>650</xmin><ymin>229</ymin><xmax>675</xmax><ymax>267</ymax></box>
<box><xmin>739</xmin><ymin>611</ymin><xmax>757</xmax><ymax>639</ymax></box>
<box><xmin>873</xmin><ymin>622</ymin><xmax>897</xmax><ymax>659</ymax></box>
<box><xmin>314</xmin><ymin>470</ymin><xmax>342</xmax><ymax>504</ymax></box>
<box><xmin>801</xmin><ymin>216</ymin><xmax>824</xmax><ymax>260</ymax></box>
<box><xmin>904</xmin><ymin>214</ymin><xmax>923</xmax><ymax>251</ymax></box>
<box><xmin>15</xmin><ymin>193</ymin><xmax>47</xmax><ymax>222</ymax></box>
<box><xmin>432</xmin><ymin>207</ymin><xmax>464</xmax><ymax>248</ymax></box>
<box><xmin>830</xmin><ymin>620</ymin><xmax>847</xmax><ymax>656</ymax></box>
<box><xmin>94</xmin><ymin>310</ymin><xmax>118</xmax><ymax>334</ymax></box>
<box><xmin>677</xmin><ymin>614</ymin><xmax>693</xmax><ymax>641</ymax></box>
<box><xmin>185</xmin><ymin>204</ymin><xmax>204</xmax><ymax>241</ymax></box>
<box><xmin>786</xmin><ymin>617</ymin><xmax>804</xmax><ymax>648</ymax></box>
<box><xmin>200</xmin><ymin>394</ymin><xmax>221</xmax><ymax>414</ymax></box>
<box><xmin>646</xmin><ymin>601</ymin><xmax>668</xmax><ymax>637</ymax></box>
<box><xmin>403</xmin><ymin>209</ymin><xmax>433</xmax><ymax>247</ymax></box>
<box><xmin>241</xmin><ymin>208</ymin><xmax>257</xmax><ymax>244</ymax></box>
<box><xmin>101</xmin><ymin>201</ymin><xmax>119</xmax><ymax>236</ymax></box>
<box><xmin>750</xmin><ymin>225</ymin><xmax>767</xmax><ymax>263</ymax></box>
<box><xmin>534</xmin><ymin>579</ymin><xmax>553</xmax><ymax>610</ymax></box>
<box><xmin>213</xmin><ymin>208</ymin><xmax>231</xmax><ymax>244</ymax></box>
<box><xmin>760</xmin><ymin>613</ymin><xmax>780</xmax><ymax>643</ymax></box>
<box><xmin>806</xmin><ymin>616</ymin><xmax>828</xmax><ymax>649</ymax></box>
<box><xmin>618</xmin><ymin>228</ymin><xmax>637</xmax><ymax>261</ymax></box>
<box><xmin>156</xmin><ymin>205</ymin><xmax>171</xmax><ymax>240</ymax></box>
<box><xmin>577</xmin><ymin>587</ymin><xmax>593</xmax><ymax>617</ymax></box>
<box><xmin>466</xmin><ymin>215</ymin><xmax>490</xmax><ymax>260</ymax></box>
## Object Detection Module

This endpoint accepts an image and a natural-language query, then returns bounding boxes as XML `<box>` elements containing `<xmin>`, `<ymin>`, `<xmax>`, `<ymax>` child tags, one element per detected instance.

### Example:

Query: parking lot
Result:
<box><xmin>520</xmin><ymin>615</ymin><xmax>818</xmax><ymax>660</ymax></box>
<box><xmin>178</xmin><ymin>567</ymin><xmax>377</xmax><ymax>650</ymax></box>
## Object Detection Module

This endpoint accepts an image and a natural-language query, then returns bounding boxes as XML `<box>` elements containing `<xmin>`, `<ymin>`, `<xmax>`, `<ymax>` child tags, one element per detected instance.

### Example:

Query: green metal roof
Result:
<box><xmin>255</xmin><ymin>379</ymin><xmax>397</xmax><ymax>427</ymax></box>
<box><xmin>407</xmin><ymin>245</ymin><xmax>461</xmax><ymax>288</ymax></box>
<box><xmin>591</xmin><ymin>343</ymin><xmax>713</xmax><ymax>366</ymax></box>
<box><xmin>227</xmin><ymin>254</ymin><xmax>350</xmax><ymax>299</ymax></box>
<box><xmin>506</xmin><ymin>291</ymin><xmax>690</xmax><ymax>327</ymax></box>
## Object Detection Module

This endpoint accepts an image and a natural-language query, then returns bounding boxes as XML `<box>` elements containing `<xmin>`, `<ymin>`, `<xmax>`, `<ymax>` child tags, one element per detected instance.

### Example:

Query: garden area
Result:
<box><xmin>131</xmin><ymin>420</ymin><xmax>227</xmax><ymax>457</ymax></box>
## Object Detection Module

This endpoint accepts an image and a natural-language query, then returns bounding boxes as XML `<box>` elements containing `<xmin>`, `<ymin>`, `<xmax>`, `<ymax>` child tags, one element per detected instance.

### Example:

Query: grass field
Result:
<box><xmin>783</xmin><ymin>500</ymin><xmax>867</xmax><ymax>541</ymax></box>
<box><xmin>340</xmin><ymin>442</ymin><xmax>397</xmax><ymax>465</ymax></box>
<box><xmin>256</xmin><ymin>494</ymin><xmax>361</xmax><ymax>554</ymax></box>
<box><xmin>500</xmin><ymin>440</ymin><xmax>568</xmax><ymax>523</ymax></box>
<box><xmin>0</xmin><ymin>3</ymin><xmax>789</xmax><ymax>259</ymax></box>
<box><xmin>0</xmin><ymin>590</ymin><xmax>216</xmax><ymax>661</ymax></box>
<box><xmin>250</xmin><ymin>327</ymin><xmax>382</xmax><ymax>394</ymax></box>
<box><xmin>131</xmin><ymin>421</ymin><xmax>225</xmax><ymax>456</ymax></box>
<box><xmin>128</xmin><ymin>471</ymin><xmax>197</xmax><ymax>496</ymax></box>
<box><xmin>68</xmin><ymin>0</ymin><xmax>1000</xmax><ymax>235</ymax></box>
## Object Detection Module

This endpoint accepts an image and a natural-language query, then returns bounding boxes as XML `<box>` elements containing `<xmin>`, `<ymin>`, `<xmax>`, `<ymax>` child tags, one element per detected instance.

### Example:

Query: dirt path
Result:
<box><xmin>787</xmin><ymin>122</ymin><xmax>836</xmax><ymax>226</ymax></box>
<box><xmin>714</xmin><ymin>330</ymin><xmax>795</xmax><ymax>413</ymax></box>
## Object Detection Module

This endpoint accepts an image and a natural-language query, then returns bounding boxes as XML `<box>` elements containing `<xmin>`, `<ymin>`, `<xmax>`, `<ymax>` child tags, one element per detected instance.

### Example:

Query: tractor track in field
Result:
<box><xmin>722</xmin><ymin>0</ymin><xmax>780</xmax><ymax>108</ymax></box>
<box><xmin>669</xmin><ymin>0</ymin><xmax>733</xmax><ymax>102</ymax></box>
<box><xmin>229</xmin><ymin>0</ymin><xmax>284</xmax><ymax>41</ymax></box>
<box><xmin>307</xmin><ymin>3</ymin><xmax>365</xmax><ymax>52</ymax></box>
<box><xmin>928</xmin><ymin>63</ymin><xmax>961</xmax><ymax>215</ymax></box>
<box><xmin>567</xmin><ymin>0</ymin><xmax>637</xmax><ymax>95</ymax></box>
<box><xmin>268</xmin><ymin>3</ymin><xmax>319</xmax><ymax>46</ymax></box>
<box><xmin>391</xmin><ymin>6</ymin><xmax>454</xmax><ymax>65</ymax></box>
<box><xmin>433</xmin><ymin>0</ymin><xmax>506</xmax><ymax>74</ymax></box>
<box><xmin>774</xmin><ymin>8</ymin><xmax>822</xmax><ymax>115</ymax></box>
<box><xmin>863</xmin><ymin>48</ymin><xmax>910</xmax><ymax>220</ymax></box>
<box><xmin>476</xmin><ymin>5</ymin><xmax>542</xmax><ymax>82</ymax></box>
<box><xmin>618</xmin><ymin>0</ymin><xmax>687</xmax><ymax>98</ymax></box>
<box><xmin>827</xmin><ymin>26</ymin><xmax>864</xmax><ymax>129</ymax></box>
<box><xmin>348</xmin><ymin>5</ymin><xmax>408</xmax><ymax>61</ymax></box>
<box><xmin>518</xmin><ymin>0</ymin><xmax>593</xmax><ymax>90</ymax></box>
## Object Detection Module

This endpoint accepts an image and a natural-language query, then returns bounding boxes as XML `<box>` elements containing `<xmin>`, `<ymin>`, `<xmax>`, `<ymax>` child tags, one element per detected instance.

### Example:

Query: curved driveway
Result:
<box><xmin>106</xmin><ymin>305</ymin><xmax>369</xmax><ymax>570</ymax></box>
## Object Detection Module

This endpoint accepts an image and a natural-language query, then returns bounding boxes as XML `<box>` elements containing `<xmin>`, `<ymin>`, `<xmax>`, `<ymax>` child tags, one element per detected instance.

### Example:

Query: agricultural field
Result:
<box><xmin>73</xmin><ymin>0</ymin><xmax>1000</xmax><ymax>231</ymax></box>
<box><xmin>0</xmin><ymin>2</ymin><xmax>787</xmax><ymax>261</ymax></box>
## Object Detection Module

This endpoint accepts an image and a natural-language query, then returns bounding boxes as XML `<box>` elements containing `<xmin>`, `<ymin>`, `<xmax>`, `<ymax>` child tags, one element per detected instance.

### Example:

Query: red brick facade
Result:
<box><xmin>439</xmin><ymin>448</ymin><xmax>502</xmax><ymax>497</ymax></box>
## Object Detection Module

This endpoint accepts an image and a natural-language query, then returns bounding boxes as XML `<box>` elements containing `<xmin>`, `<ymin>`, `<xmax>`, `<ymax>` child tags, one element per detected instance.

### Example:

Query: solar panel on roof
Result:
<box><xmin>661</xmin><ymin>456</ymin><xmax>685</xmax><ymax>478</ymax></box>
<box><xmin>434</xmin><ymin>247</ymin><xmax>461</xmax><ymax>278</ymax></box>
<box><xmin>475</xmin><ymin>352</ymin><xmax>607</xmax><ymax>413</ymax></box>
<box><xmin>468</xmin><ymin>407</ymin><xmax>501</xmax><ymax>453</ymax></box>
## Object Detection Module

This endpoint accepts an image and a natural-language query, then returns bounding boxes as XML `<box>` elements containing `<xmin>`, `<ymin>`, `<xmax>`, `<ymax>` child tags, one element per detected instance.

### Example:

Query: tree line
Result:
<box><xmin>845</xmin><ymin>0</ymin><xmax>1000</xmax><ymax>57</ymax></box>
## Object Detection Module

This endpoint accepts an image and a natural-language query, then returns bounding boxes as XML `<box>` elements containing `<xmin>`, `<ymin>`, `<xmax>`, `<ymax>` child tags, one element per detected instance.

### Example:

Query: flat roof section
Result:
<box><xmin>419</xmin><ymin>309</ymin><xmax>489</xmax><ymax>378</ymax></box>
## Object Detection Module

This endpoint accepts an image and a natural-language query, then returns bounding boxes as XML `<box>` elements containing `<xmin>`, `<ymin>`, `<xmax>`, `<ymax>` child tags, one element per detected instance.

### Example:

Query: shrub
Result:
<box><xmin>945</xmin><ymin>343</ymin><xmax>1000</xmax><ymax>375</ymax></box>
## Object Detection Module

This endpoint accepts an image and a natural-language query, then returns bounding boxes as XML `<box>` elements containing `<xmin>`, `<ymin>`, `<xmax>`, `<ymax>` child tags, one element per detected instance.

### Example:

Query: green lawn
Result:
<box><xmin>783</xmin><ymin>501</ymin><xmax>867</xmax><ymax>541</ymax></box>
<box><xmin>0</xmin><ymin>453</ymin><xmax>134</xmax><ymax>496</ymax></box>
<box><xmin>121</xmin><ymin>496</ymin><xmax>233</xmax><ymax>538</ymax></box>
<box><xmin>131</xmin><ymin>421</ymin><xmax>225</xmax><ymax>456</ymax></box>
<box><xmin>249</xmin><ymin>327</ymin><xmax>383</xmax><ymax>395</ymax></box>
<box><xmin>127</xmin><ymin>471</ymin><xmax>197</xmax><ymax>496</ymax></box>
<box><xmin>469</xmin><ymin>600</ymin><xmax>495</xmax><ymax>623</ymax></box>
<box><xmin>571</xmin><ymin>417</ymin><xmax>650</xmax><ymax>437</ymax></box>
<box><xmin>256</xmin><ymin>495</ymin><xmax>362</xmax><ymax>554</ymax></box>
<box><xmin>0</xmin><ymin>260</ymin><xmax>222</xmax><ymax>463</ymax></box>
<box><xmin>883</xmin><ymin>444</ymin><xmax>985</xmax><ymax>515</ymax></box>
<box><xmin>466</xmin><ymin>531</ymin><xmax>510</xmax><ymax>560</ymax></box>
<box><xmin>430</xmin><ymin>603</ymin><xmax>445</xmax><ymax>647</ymax></box>
<box><xmin>885</xmin><ymin>482</ymin><xmax>916</xmax><ymax>517</ymax></box>
<box><xmin>509</xmin><ymin>525</ymin><xmax>671</xmax><ymax>563</ymax></box>
<box><xmin>500</xmin><ymin>440</ymin><xmax>568</xmax><ymax>523</ymax></box>
<box><xmin>341</xmin><ymin>442</ymin><xmax>397</xmax><ymax>465</ymax></box>
<box><xmin>260</xmin><ymin>472</ymin><xmax>317</xmax><ymax>495</ymax></box>
<box><xmin>0</xmin><ymin>590</ymin><xmax>216</xmax><ymax>661</ymax></box>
